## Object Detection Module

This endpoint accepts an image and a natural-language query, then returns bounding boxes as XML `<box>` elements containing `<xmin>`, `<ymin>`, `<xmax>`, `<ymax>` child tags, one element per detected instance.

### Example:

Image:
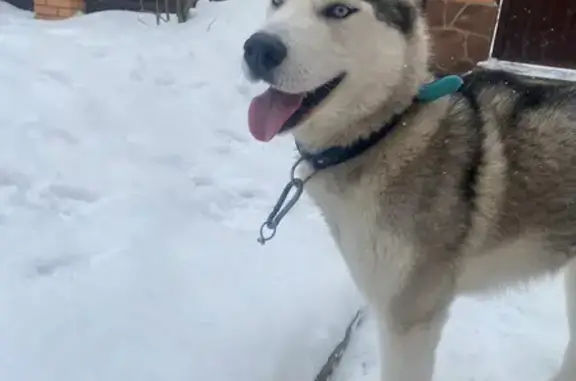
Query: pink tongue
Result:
<box><xmin>248</xmin><ymin>88</ymin><xmax>303</xmax><ymax>142</ymax></box>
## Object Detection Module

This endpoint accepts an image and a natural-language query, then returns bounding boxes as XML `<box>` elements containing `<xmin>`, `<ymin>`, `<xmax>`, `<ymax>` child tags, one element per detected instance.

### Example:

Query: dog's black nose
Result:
<box><xmin>244</xmin><ymin>32</ymin><xmax>287</xmax><ymax>80</ymax></box>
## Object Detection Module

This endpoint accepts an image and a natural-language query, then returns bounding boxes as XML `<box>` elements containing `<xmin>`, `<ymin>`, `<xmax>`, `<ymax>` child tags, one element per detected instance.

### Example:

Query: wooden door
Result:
<box><xmin>492</xmin><ymin>0</ymin><xmax>576</xmax><ymax>69</ymax></box>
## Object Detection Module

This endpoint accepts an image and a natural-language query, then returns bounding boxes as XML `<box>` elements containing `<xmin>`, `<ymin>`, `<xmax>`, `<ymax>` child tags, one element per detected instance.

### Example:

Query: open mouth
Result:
<box><xmin>248</xmin><ymin>73</ymin><xmax>346</xmax><ymax>142</ymax></box>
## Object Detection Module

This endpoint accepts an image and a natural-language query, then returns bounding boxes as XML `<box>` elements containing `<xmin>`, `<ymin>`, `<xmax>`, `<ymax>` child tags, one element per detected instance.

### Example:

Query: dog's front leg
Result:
<box><xmin>377</xmin><ymin>262</ymin><xmax>455</xmax><ymax>381</ymax></box>
<box><xmin>378</xmin><ymin>313</ymin><xmax>447</xmax><ymax>381</ymax></box>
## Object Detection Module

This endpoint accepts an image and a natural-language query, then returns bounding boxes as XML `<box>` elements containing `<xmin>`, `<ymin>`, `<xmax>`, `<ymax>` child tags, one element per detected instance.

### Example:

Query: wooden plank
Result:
<box><xmin>85</xmin><ymin>0</ymin><xmax>178</xmax><ymax>13</ymax></box>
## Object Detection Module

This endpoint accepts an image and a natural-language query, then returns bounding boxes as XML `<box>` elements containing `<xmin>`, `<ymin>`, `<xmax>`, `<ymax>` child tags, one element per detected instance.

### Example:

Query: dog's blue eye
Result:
<box><xmin>271</xmin><ymin>0</ymin><xmax>284</xmax><ymax>7</ymax></box>
<box><xmin>322</xmin><ymin>4</ymin><xmax>357</xmax><ymax>19</ymax></box>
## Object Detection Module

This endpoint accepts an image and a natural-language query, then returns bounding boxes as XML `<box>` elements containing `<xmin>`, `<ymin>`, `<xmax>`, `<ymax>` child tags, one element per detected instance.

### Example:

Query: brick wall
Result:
<box><xmin>35</xmin><ymin>0</ymin><xmax>84</xmax><ymax>19</ymax></box>
<box><xmin>426</xmin><ymin>0</ymin><xmax>499</xmax><ymax>74</ymax></box>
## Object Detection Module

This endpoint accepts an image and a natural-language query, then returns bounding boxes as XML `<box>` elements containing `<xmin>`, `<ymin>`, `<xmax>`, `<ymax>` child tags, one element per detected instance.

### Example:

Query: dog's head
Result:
<box><xmin>243</xmin><ymin>0</ymin><xmax>429</xmax><ymax>146</ymax></box>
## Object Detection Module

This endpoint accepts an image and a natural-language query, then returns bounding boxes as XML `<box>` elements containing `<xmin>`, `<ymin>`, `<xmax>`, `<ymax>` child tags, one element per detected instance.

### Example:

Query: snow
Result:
<box><xmin>0</xmin><ymin>2</ymin><xmax>360</xmax><ymax>380</ymax></box>
<box><xmin>0</xmin><ymin>1</ymin><xmax>569</xmax><ymax>381</ymax></box>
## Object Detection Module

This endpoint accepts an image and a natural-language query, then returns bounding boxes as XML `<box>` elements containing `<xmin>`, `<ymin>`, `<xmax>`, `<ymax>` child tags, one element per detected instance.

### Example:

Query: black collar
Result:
<box><xmin>295</xmin><ymin>102</ymin><xmax>418</xmax><ymax>171</ymax></box>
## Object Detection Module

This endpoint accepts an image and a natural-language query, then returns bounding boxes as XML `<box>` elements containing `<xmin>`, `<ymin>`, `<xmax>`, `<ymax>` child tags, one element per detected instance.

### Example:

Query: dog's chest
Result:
<box><xmin>304</xmin><ymin>173</ymin><xmax>414</xmax><ymax>300</ymax></box>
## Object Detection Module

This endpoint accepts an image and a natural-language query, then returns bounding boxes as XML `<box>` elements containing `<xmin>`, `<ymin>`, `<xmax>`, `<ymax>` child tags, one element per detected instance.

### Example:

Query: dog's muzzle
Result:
<box><xmin>243</xmin><ymin>32</ymin><xmax>287</xmax><ymax>81</ymax></box>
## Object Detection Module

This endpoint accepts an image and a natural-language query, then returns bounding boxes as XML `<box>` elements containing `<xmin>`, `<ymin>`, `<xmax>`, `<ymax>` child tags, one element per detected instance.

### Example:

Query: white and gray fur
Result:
<box><xmin>244</xmin><ymin>0</ymin><xmax>576</xmax><ymax>380</ymax></box>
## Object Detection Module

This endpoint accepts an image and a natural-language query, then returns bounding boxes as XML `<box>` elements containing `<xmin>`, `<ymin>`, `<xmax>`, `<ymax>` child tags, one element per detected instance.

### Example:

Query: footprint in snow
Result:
<box><xmin>154</xmin><ymin>154</ymin><xmax>192</xmax><ymax>172</ymax></box>
<box><xmin>211</xmin><ymin>145</ymin><xmax>231</xmax><ymax>155</ymax></box>
<box><xmin>46</xmin><ymin>184</ymin><xmax>100</xmax><ymax>204</ymax></box>
<box><xmin>42</xmin><ymin>128</ymin><xmax>79</xmax><ymax>145</ymax></box>
<box><xmin>235</xmin><ymin>81</ymin><xmax>251</xmax><ymax>98</ymax></box>
<box><xmin>28</xmin><ymin>254</ymin><xmax>84</xmax><ymax>278</ymax></box>
<box><xmin>154</xmin><ymin>76</ymin><xmax>175</xmax><ymax>87</ymax></box>
<box><xmin>32</xmin><ymin>184</ymin><xmax>102</xmax><ymax>217</ymax></box>
<box><xmin>216</xmin><ymin>128</ymin><xmax>247</xmax><ymax>143</ymax></box>
<box><xmin>25</xmin><ymin>247</ymin><xmax>121</xmax><ymax>279</ymax></box>
<box><xmin>190</xmin><ymin>175</ymin><xmax>214</xmax><ymax>188</ymax></box>
<box><xmin>0</xmin><ymin>169</ymin><xmax>30</xmax><ymax>189</ymax></box>
<box><xmin>238</xmin><ymin>187</ymin><xmax>265</xmax><ymax>200</ymax></box>
<box><xmin>190</xmin><ymin>81</ymin><xmax>207</xmax><ymax>90</ymax></box>
<box><xmin>40</xmin><ymin>69</ymin><xmax>72</xmax><ymax>87</ymax></box>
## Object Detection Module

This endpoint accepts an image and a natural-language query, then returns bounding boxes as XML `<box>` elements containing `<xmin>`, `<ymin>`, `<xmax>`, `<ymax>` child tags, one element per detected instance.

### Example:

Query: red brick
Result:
<box><xmin>445</xmin><ymin>2</ymin><xmax>466</xmax><ymax>26</ymax></box>
<box><xmin>57</xmin><ymin>7</ymin><xmax>77</xmax><ymax>16</ymax></box>
<box><xmin>46</xmin><ymin>0</ymin><xmax>77</xmax><ymax>8</ymax></box>
<box><xmin>453</xmin><ymin>4</ymin><xmax>497</xmax><ymax>37</ymax></box>
<box><xmin>425</xmin><ymin>0</ymin><xmax>446</xmax><ymax>28</ymax></box>
<box><xmin>449</xmin><ymin>59</ymin><xmax>476</xmax><ymax>74</ymax></box>
<box><xmin>430</xmin><ymin>28</ymin><xmax>467</xmax><ymax>71</ymax></box>
<box><xmin>466</xmin><ymin>34</ymin><xmax>491</xmax><ymax>63</ymax></box>
<box><xmin>35</xmin><ymin>4</ymin><xmax>58</xmax><ymax>15</ymax></box>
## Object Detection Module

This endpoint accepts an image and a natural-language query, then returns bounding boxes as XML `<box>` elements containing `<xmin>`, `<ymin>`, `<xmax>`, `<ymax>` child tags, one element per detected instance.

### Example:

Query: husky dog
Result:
<box><xmin>242</xmin><ymin>0</ymin><xmax>576</xmax><ymax>379</ymax></box>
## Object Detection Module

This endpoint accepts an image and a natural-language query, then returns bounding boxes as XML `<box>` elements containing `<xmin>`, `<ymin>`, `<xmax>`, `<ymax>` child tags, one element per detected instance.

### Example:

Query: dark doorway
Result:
<box><xmin>492</xmin><ymin>0</ymin><xmax>576</xmax><ymax>69</ymax></box>
<box><xmin>4</xmin><ymin>0</ymin><xmax>33</xmax><ymax>11</ymax></box>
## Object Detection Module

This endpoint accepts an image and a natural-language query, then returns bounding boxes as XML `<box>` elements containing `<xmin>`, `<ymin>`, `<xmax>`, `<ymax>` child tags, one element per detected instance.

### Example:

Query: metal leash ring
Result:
<box><xmin>257</xmin><ymin>177</ymin><xmax>305</xmax><ymax>245</ymax></box>
<box><xmin>257</xmin><ymin>157</ymin><xmax>317</xmax><ymax>245</ymax></box>
<box><xmin>258</xmin><ymin>222</ymin><xmax>277</xmax><ymax>244</ymax></box>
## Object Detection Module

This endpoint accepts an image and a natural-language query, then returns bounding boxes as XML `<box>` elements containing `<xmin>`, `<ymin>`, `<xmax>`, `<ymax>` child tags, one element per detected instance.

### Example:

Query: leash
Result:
<box><xmin>257</xmin><ymin>75</ymin><xmax>464</xmax><ymax>245</ymax></box>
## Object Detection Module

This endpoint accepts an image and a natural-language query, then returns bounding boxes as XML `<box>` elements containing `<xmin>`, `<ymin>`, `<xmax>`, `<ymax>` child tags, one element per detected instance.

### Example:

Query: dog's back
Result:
<box><xmin>456</xmin><ymin>70</ymin><xmax>576</xmax><ymax>257</ymax></box>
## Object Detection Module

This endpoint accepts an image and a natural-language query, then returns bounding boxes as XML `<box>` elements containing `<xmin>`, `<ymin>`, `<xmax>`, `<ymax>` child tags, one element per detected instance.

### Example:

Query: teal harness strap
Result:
<box><xmin>417</xmin><ymin>75</ymin><xmax>464</xmax><ymax>103</ymax></box>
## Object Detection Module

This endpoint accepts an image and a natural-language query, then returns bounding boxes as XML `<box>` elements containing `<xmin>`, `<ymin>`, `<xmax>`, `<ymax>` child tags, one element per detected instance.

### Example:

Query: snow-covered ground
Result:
<box><xmin>0</xmin><ymin>1</ymin><xmax>569</xmax><ymax>381</ymax></box>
